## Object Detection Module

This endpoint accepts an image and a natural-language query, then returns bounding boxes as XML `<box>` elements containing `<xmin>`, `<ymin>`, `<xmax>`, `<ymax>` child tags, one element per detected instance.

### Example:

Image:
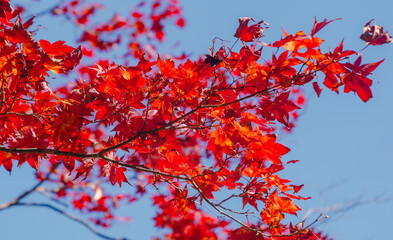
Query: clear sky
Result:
<box><xmin>1</xmin><ymin>0</ymin><xmax>393</xmax><ymax>239</ymax></box>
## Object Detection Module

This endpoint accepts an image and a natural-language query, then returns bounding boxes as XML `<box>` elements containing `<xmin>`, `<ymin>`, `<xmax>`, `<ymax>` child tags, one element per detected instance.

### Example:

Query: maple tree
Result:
<box><xmin>0</xmin><ymin>0</ymin><xmax>391</xmax><ymax>239</ymax></box>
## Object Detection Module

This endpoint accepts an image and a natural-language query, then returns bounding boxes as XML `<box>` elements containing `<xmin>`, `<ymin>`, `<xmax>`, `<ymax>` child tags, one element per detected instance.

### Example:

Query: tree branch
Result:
<box><xmin>0</xmin><ymin>162</ymin><xmax>60</xmax><ymax>210</ymax></box>
<box><xmin>8</xmin><ymin>202</ymin><xmax>129</xmax><ymax>240</ymax></box>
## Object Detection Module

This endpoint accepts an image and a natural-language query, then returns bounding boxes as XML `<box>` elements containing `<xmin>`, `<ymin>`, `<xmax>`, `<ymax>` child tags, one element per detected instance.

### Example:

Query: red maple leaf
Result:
<box><xmin>234</xmin><ymin>17</ymin><xmax>268</xmax><ymax>42</ymax></box>
<box><xmin>271</xmin><ymin>190</ymin><xmax>301</xmax><ymax>215</ymax></box>
<box><xmin>62</xmin><ymin>46</ymin><xmax>83</xmax><ymax>71</ymax></box>
<box><xmin>343</xmin><ymin>56</ymin><xmax>384</xmax><ymax>102</ymax></box>
<box><xmin>0</xmin><ymin>152</ymin><xmax>12</xmax><ymax>172</ymax></box>
<box><xmin>38</xmin><ymin>39</ymin><xmax>74</xmax><ymax>55</ymax></box>
<box><xmin>312</xmin><ymin>82</ymin><xmax>323</xmax><ymax>97</ymax></box>
<box><xmin>310</xmin><ymin>17</ymin><xmax>341</xmax><ymax>36</ymax></box>
<box><xmin>258</xmin><ymin>92</ymin><xmax>300</xmax><ymax>126</ymax></box>
<box><xmin>360</xmin><ymin>19</ymin><xmax>393</xmax><ymax>46</ymax></box>
<box><xmin>3</xmin><ymin>17</ymin><xmax>31</xmax><ymax>43</ymax></box>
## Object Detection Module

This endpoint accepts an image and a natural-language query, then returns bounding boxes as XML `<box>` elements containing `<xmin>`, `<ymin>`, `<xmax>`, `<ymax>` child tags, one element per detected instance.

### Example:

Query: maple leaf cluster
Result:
<box><xmin>51</xmin><ymin>0</ymin><xmax>185</xmax><ymax>59</ymax></box>
<box><xmin>0</xmin><ymin>0</ymin><xmax>390</xmax><ymax>239</ymax></box>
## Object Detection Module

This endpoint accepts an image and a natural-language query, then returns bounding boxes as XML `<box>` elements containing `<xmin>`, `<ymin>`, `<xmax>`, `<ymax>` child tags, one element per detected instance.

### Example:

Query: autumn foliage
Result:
<box><xmin>0</xmin><ymin>0</ymin><xmax>391</xmax><ymax>239</ymax></box>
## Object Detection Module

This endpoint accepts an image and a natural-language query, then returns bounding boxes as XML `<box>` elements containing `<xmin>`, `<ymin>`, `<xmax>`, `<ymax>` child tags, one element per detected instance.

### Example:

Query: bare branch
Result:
<box><xmin>303</xmin><ymin>195</ymin><xmax>393</xmax><ymax>220</ymax></box>
<box><xmin>9</xmin><ymin>202</ymin><xmax>129</xmax><ymax>240</ymax></box>
<box><xmin>0</xmin><ymin>162</ymin><xmax>60</xmax><ymax>210</ymax></box>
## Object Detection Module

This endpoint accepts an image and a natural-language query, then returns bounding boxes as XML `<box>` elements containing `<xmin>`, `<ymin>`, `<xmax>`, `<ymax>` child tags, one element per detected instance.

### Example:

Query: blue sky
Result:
<box><xmin>1</xmin><ymin>0</ymin><xmax>393</xmax><ymax>239</ymax></box>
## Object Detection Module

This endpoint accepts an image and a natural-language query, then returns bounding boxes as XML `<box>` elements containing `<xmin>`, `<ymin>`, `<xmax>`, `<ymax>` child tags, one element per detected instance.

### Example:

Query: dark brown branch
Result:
<box><xmin>98</xmin><ymin>154</ymin><xmax>190</xmax><ymax>181</ymax></box>
<box><xmin>0</xmin><ymin>146</ymin><xmax>97</xmax><ymax>158</ymax></box>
